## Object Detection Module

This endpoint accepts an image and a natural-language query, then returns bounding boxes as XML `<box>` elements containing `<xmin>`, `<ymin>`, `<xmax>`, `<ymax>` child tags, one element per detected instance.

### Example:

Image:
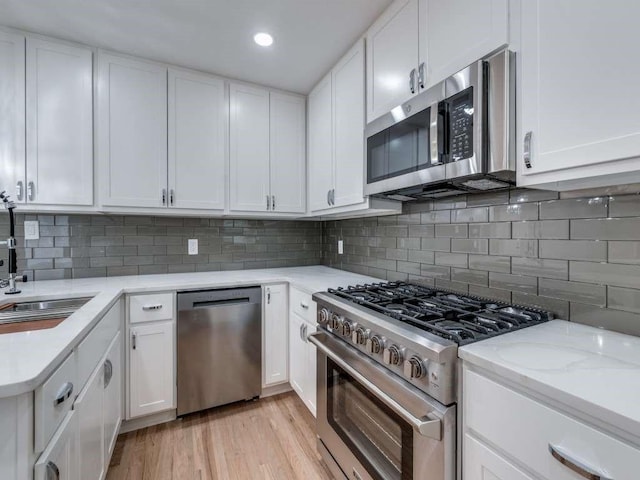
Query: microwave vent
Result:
<box><xmin>459</xmin><ymin>178</ymin><xmax>512</xmax><ymax>190</ymax></box>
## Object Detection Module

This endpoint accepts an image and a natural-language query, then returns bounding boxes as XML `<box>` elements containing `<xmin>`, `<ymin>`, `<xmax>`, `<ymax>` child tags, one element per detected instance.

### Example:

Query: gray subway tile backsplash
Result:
<box><xmin>323</xmin><ymin>188</ymin><xmax>640</xmax><ymax>337</ymax></box>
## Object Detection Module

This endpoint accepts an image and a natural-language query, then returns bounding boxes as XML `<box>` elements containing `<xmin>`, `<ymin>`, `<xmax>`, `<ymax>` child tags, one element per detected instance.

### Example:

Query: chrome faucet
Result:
<box><xmin>0</xmin><ymin>192</ymin><xmax>26</xmax><ymax>295</ymax></box>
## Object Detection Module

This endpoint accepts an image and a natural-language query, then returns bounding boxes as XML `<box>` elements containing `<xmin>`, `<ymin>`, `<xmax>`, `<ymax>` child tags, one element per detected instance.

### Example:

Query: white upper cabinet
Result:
<box><xmin>308</xmin><ymin>73</ymin><xmax>334</xmax><ymax>212</ymax></box>
<box><xmin>424</xmin><ymin>0</ymin><xmax>508</xmax><ymax>88</ymax></box>
<box><xmin>333</xmin><ymin>41</ymin><xmax>366</xmax><ymax>208</ymax></box>
<box><xmin>168</xmin><ymin>69</ymin><xmax>226</xmax><ymax>210</ymax></box>
<box><xmin>99</xmin><ymin>52</ymin><xmax>167</xmax><ymax>208</ymax></box>
<box><xmin>26</xmin><ymin>38</ymin><xmax>93</xmax><ymax>206</ymax></box>
<box><xmin>517</xmin><ymin>1</ymin><xmax>640</xmax><ymax>190</ymax></box>
<box><xmin>0</xmin><ymin>31</ymin><xmax>25</xmax><ymax>204</ymax></box>
<box><xmin>230</xmin><ymin>83</ymin><xmax>306</xmax><ymax>214</ymax></box>
<box><xmin>229</xmin><ymin>83</ymin><xmax>271</xmax><ymax>212</ymax></box>
<box><xmin>366</xmin><ymin>0</ymin><xmax>420</xmax><ymax>122</ymax></box>
<box><xmin>270</xmin><ymin>92</ymin><xmax>306</xmax><ymax>213</ymax></box>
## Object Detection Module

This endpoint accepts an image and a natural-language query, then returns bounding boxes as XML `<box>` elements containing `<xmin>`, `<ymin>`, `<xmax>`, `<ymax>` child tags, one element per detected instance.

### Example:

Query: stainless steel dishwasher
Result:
<box><xmin>177</xmin><ymin>287</ymin><xmax>262</xmax><ymax>416</ymax></box>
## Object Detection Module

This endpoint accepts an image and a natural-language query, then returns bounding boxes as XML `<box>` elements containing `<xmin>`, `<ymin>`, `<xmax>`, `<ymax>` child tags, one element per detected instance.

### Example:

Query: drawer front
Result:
<box><xmin>129</xmin><ymin>292</ymin><xmax>174</xmax><ymax>324</ymax></box>
<box><xmin>34</xmin><ymin>410</ymin><xmax>77</xmax><ymax>480</ymax></box>
<box><xmin>76</xmin><ymin>298</ymin><xmax>122</xmax><ymax>390</ymax></box>
<box><xmin>464</xmin><ymin>367</ymin><xmax>640</xmax><ymax>480</ymax></box>
<box><xmin>35</xmin><ymin>352</ymin><xmax>78</xmax><ymax>453</ymax></box>
<box><xmin>290</xmin><ymin>287</ymin><xmax>316</xmax><ymax>322</ymax></box>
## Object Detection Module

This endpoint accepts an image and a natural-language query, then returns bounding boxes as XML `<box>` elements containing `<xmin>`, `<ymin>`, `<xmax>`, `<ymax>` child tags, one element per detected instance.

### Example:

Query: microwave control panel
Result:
<box><xmin>448</xmin><ymin>87</ymin><xmax>474</xmax><ymax>162</ymax></box>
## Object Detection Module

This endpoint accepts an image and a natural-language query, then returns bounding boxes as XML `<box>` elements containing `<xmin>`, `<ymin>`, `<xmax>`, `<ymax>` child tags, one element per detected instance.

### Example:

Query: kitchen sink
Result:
<box><xmin>0</xmin><ymin>297</ymin><xmax>93</xmax><ymax>334</ymax></box>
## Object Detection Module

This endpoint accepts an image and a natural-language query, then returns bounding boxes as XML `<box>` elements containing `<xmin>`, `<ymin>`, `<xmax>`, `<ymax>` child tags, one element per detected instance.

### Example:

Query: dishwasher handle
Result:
<box><xmin>178</xmin><ymin>287</ymin><xmax>262</xmax><ymax>310</ymax></box>
<box><xmin>192</xmin><ymin>298</ymin><xmax>250</xmax><ymax>308</ymax></box>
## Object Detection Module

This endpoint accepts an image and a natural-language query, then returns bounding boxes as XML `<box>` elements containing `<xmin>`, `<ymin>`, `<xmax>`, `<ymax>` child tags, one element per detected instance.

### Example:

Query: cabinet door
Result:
<box><xmin>333</xmin><ymin>40</ymin><xmax>365</xmax><ymax>208</ymax></box>
<box><xmin>288</xmin><ymin>313</ymin><xmax>306</xmax><ymax>399</ymax></box>
<box><xmin>168</xmin><ymin>69</ymin><xmax>226</xmax><ymax>210</ymax></box>
<box><xmin>103</xmin><ymin>331</ymin><xmax>122</xmax><ymax>463</ymax></box>
<box><xmin>129</xmin><ymin>321</ymin><xmax>175</xmax><ymax>418</ymax></box>
<box><xmin>75</xmin><ymin>361</ymin><xmax>104</xmax><ymax>480</ymax></box>
<box><xmin>26</xmin><ymin>38</ymin><xmax>93</xmax><ymax>206</ymax></box>
<box><xmin>366</xmin><ymin>0</ymin><xmax>420</xmax><ymax>122</ymax></box>
<box><xmin>304</xmin><ymin>321</ymin><xmax>317</xmax><ymax>417</ymax></box>
<box><xmin>518</xmin><ymin>1</ymin><xmax>640</xmax><ymax>187</ymax></box>
<box><xmin>99</xmin><ymin>52</ymin><xmax>167</xmax><ymax>208</ymax></box>
<box><xmin>34</xmin><ymin>411</ymin><xmax>77</xmax><ymax>480</ymax></box>
<box><xmin>464</xmin><ymin>433</ymin><xmax>535</xmax><ymax>480</ymax></box>
<box><xmin>0</xmin><ymin>31</ymin><xmax>25</xmax><ymax>203</ymax></box>
<box><xmin>229</xmin><ymin>83</ymin><xmax>270</xmax><ymax>212</ymax></box>
<box><xmin>307</xmin><ymin>73</ymin><xmax>334</xmax><ymax>212</ymax></box>
<box><xmin>424</xmin><ymin>0</ymin><xmax>508</xmax><ymax>88</ymax></box>
<box><xmin>270</xmin><ymin>92</ymin><xmax>306</xmax><ymax>213</ymax></box>
<box><xmin>263</xmin><ymin>285</ymin><xmax>288</xmax><ymax>386</ymax></box>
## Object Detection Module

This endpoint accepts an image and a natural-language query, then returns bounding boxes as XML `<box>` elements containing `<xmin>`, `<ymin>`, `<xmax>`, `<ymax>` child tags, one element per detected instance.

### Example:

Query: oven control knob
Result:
<box><xmin>329</xmin><ymin>313</ymin><xmax>343</xmax><ymax>331</ymax></box>
<box><xmin>352</xmin><ymin>327</ymin><xmax>368</xmax><ymax>345</ymax></box>
<box><xmin>404</xmin><ymin>356</ymin><xmax>426</xmax><ymax>379</ymax></box>
<box><xmin>367</xmin><ymin>335</ymin><xmax>383</xmax><ymax>355</ymax></box>
<box><xmin>318</xmin><ymin>308</ymin><xmax>330</xmax><ymax>325</ymax></box>
<box><xmin>383</xmin><ymin>345</ymin><xmax>403</xmax><ymax>366</ymax></box>
<box><xmin>341</xmin><ymin>320</ymin><xmax>353</xmax><ymax>337</ymax></box>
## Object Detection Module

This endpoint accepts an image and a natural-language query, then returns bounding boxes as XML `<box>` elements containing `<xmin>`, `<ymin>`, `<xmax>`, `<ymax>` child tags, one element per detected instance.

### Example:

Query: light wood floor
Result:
<box><xmin>106</xmin><ymin>392</ymin><xmax>333</xmax><ymax>480</ymax></box>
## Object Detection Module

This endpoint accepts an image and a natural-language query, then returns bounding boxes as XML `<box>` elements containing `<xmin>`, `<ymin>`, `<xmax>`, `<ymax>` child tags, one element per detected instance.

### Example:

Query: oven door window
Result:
<box><xmin>327</xmin><ymin>358</ymin><xmax>414</xmax><ymax>480</ymax></box>
<box><xmin>367</xmin><ymin>107</ymin><xmax>431</xmax><ymax>184</ymax></box>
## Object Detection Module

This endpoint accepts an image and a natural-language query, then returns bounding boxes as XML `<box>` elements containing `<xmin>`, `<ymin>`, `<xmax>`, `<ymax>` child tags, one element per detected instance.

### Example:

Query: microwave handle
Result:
<box><xmin>430</xmin><ymin>106</ymin><xmax>440</xmax><ymax>166</ymax></box>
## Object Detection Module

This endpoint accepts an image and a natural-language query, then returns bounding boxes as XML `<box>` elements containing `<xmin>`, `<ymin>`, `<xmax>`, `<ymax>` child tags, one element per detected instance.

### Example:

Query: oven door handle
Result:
<box><xmin>309</xmin><ymin>332</ymin><xmax>442</xmax><ymax>440</ymax></box>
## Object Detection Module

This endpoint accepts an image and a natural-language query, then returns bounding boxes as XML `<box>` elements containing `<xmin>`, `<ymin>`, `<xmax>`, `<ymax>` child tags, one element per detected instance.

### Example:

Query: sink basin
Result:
<box><xmin>0</xmin><ymin>297</ymin><xmax>93</xmax><ymax>334</ymax></box>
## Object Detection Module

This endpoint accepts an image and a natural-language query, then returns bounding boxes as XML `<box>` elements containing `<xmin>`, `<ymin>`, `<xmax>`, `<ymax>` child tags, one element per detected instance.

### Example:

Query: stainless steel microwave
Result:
<box><xmin>365</xmin><ymin>50</ymin><xmax>515</xmax><ymax>200</ymax></box>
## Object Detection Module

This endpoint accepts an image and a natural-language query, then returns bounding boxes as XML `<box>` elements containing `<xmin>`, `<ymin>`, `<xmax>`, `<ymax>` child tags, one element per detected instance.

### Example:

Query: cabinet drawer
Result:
<box><xmin>290</xmin><ymin>287</ymin><xmax>316</xmax><ymax>322</ymax></box>
<box><xmin>34</xmin><ymin>410</ymin><xmax>77</xmax><ymax>480</ymax></box>
<box><xmin>464</xmin><ymin>368</ymin><xmax>640</xmax><ymax>480</ymax></box>
<box><xmin>35</xmin><ymin>352</ymin><xmax>77</xmax><ymax>453</ymax></box>
<box><xmin>128</xmin><ymin>292</ymin><xmax>174</xmax><ymax>324</ymax></box>
<box><xmin>76</xmin><ymin>298</ymin><xmax>122</xmax><ymax>390</ymax></box>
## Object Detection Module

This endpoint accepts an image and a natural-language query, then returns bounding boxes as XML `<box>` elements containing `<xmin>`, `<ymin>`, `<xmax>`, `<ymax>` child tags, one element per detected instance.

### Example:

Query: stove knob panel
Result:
<box><xmin>367</xmin><ymin>335</ymin><xmax>384</xmax><ymax>355</ymax></box>
<box><xmin>341</xmin><ymin>320</ymin><xmax>353</xmax><ymax>337</ymax></box>
<box><xmin>403</xmin><ymin>356</ymin><xmax>426</xmax><ymax>379</ymax></box>
<box><xmin>318</xmin><ymin>308</ymin><xmax>330</xmax><ymax>325</ymax></box>
<box><xmin>383</xmin><ymin>344</ymin><xmax>403</xmax><ymax>366</ymax></box>
<box><xmin>352</xmin><ymin>327</ymin><xmax>368</xmax><ymax>345</ymax></box>
<box><xmin>329</xmin><ymin>313</ymin><xmax>343</xmax><ymax>331</ymax></box>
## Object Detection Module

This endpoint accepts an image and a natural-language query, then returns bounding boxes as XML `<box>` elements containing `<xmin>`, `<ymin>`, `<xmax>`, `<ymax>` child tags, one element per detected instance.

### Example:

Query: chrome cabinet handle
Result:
<box><xmin>53</xmin><ymin>382</ymin><xmax>73</xmax><ymax>406</ymax></box>
<box><xmin>162</xmin><ymin>188</ymin><xmax>167</xmax><ymax>205</ymax></box>
<box><xmin>169</xmin><ymin>189</ymin><xmax>175</xmax><ymax>206</ymax></box>
<box><xmin>16</xmin><ymin>181</ymin><xmax>23</xmax><ymax>201</ymax></box>
<box><xmin>549</xmin><ymin>444</ymin><xmax>612</xmax><ymax>480</ymax></box>
<box><xmin>45</xmin><ymin>460</ymin><xmax>60</xmax><ymax>480</ymax></box>
<box><xmin>299</xmin><ymin>323</ymin><xmax>305</xmax><ymax>341</ymax></box>
<box><xmin>267</xmin><ymin>288</ymin><xmax>271</xmax><ymax>304</ymax></box>
<box><xmin>303</xmin><ymin>324</ymin><xmax>308</xmax><ymax>342</ymax></box>
<box><xmin>142</xmin><ymin>304</ymin><xmax>163</xmax><ymax>311</ymax></box>
<box><xmin>327</xmin><ymin>190</ymin><xmax>331</xmax><ymax>206</ymax></box>
<box><xmin>104</xmin><ymin>359</ymin><xmax>113</xmax><ymax>388</ymax></box>
<box><xmin>300</xmin><ymin>302</ymin><xmax>309</xmax><ymax>309</ymax></box>
<box><xmin>418</xmin><ymin>62</ymin><xmax>425</xmax><ymax>89</ymax></box>
<box><xmin>27</xmin><ymin>181</ymin><xmax>35</xmax><ymax>201</ymax></box>
<box><xmin>409</xmin><ymin>68</ymin><xmax>416</xmax><ymax>94</ymax></box>
<box><xmin>330</xmin><ymin>189</ymin><xmax>335</xmax><ymax>205</ymax></box>
<box><xmin>309</xmin><ymin>332</ymin><xmax>443</xmax><ymax>440</ymax></box>
<box><xmin>132</xmin><ymin>331</ymin><xmax>137</xmax><ymax>350</ymax></box>
<box><xmin>266</xmin><ymin>194</ymin><xmax>270</xmax><ymax>210</ymax></box>
<box><xmin>524</xmin><ymin>131</ymin><xmax>533</xmax><ymax>169</ymax></box>
<box><xmin>271</xmin><ymin>195</ymin><xmax>275</xmax><ymax>210</ymax></box>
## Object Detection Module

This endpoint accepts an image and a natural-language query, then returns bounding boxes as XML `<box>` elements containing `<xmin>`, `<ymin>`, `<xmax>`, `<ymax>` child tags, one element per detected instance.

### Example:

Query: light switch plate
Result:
<box><xmin>188</xmin><ymin>239</ymin><xmax>198</xmax><ymax>255</ymax></box>
<box><xmin>338</xmin><ymin>240</ymin><xmax>344</xmax><ymax>255</ymax></box>
<box><xmin>24</xmin><ymin>221</ymin><xmax>40</xmax><ymax>240</ymax></box>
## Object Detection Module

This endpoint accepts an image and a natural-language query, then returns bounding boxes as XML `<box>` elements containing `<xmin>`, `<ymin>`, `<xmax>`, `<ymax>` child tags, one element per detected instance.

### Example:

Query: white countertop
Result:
<box><xmin>459</xmin><ymin>320</ymin><xmax>640</xmax><ymax>441</ymax></box>
<box><xmin>0</xmin><ymin>266</ymin><xmax>380</xmax><ymax>398</ymax></box>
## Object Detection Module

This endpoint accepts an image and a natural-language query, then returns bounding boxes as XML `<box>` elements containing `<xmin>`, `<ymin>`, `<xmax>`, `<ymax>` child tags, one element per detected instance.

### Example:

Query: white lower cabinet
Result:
<box><xmin>463</xmin><ymin>364</ymin><xmax>640</xmax><ymax>480</ymax></box>
<box><xmin>128</xmin><ymin>320</ymin><xmax>175</xmax><ymax>418</ymax></box>
<box><xmin>288</xmin><ymin>287</ymin><xmax>317</xmax><ymax>416</ymax></box>
<box><xmin>34</xmin><ymin>411</ymin><xmax>77</xmax><ymax>480</ymax></box>
<box><xmin>263</xmin><ymin>284</ymin><xmax>288</xmax><ymax>387</ymax></box>
<box><xmin>75</xmin><ymin>359</ymin><xmax>105</xmax><ymax>480</ymax></box>
<box><xmin>103</xmin><ymin>332</ymin><xmax>122</xmax><ymax>462</ymax></box>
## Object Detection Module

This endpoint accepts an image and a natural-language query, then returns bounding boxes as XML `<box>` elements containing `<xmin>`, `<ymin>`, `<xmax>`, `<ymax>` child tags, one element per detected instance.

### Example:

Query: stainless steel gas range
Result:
<box><xmin>310</xmin><ymin>282</ymin><xmax>552</xmax><ymax>480</ymax></box>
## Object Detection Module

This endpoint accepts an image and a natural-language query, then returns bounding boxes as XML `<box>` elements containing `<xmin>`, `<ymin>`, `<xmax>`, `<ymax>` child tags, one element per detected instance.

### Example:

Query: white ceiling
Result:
<box><xmin>0</xmin><ymin>0</ymin><xmax>393</xmax><ymax>94</ymax></box>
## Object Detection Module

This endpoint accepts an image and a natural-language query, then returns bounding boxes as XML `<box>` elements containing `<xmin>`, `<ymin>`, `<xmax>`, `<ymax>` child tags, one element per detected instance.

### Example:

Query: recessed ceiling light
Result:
<box><xmin>254</xmin><ymin>32</ymin><xmax>273</xmax><ymax>47</ymax></box>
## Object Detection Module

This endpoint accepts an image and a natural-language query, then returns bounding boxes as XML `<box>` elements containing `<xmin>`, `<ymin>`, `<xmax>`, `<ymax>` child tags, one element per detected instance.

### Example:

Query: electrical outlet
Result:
<box><xmin>24</xmin><ymin>221</ymin><xmax>40</xmax><ymax>240</ymax></box>
<box><xmin>338</xmin><ymin>240</ymin><xmax>344</xmax><ymax>255</ymax></box>
<box><xmin>188</xmin><ymin>239</ymin><xmax>198</xmax><ymax>255</ymax></box>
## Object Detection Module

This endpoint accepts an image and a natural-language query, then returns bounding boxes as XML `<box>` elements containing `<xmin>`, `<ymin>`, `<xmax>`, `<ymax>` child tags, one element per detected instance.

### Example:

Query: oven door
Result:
<box><xmin>309</xmin><ymin>332</ymin><xmax>455</xmax><ymax>480</ymax></box>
